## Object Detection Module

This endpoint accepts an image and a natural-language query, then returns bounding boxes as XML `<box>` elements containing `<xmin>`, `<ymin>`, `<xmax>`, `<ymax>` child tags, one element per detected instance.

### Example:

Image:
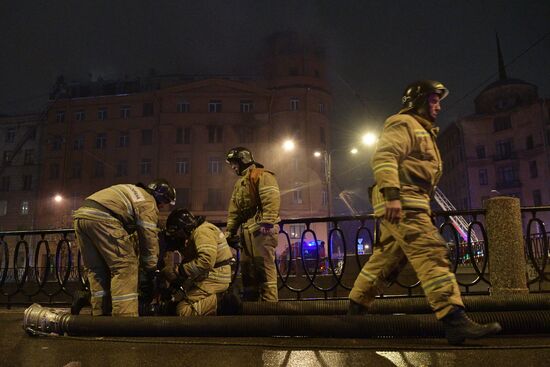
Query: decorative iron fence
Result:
<box><xmin>1</xmin><ymin>207</ymin><xmax>549</xmax><ymax>306</ymax></box>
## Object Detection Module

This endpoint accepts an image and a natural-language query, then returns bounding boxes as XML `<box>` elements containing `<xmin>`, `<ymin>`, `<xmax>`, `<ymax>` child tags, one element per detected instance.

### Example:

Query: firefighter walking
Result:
<box><xmin>348</xmin><ymin>80</ymin><xmax>501</xmax><ymax>344</ymax></box>
<box><xmin>73</xmin><ymin>179</ymin><xmax>175</xmax><ymax>316</ymax></box>
<box><xmin>225</xmin><ymin>147</ymin><xmax>281</xmax><ymax>302</ymax></box>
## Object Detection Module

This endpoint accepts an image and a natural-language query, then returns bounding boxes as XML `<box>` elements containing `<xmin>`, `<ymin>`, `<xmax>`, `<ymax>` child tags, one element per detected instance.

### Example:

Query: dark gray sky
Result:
<box><xmin>1</xmin><ymin>0</ymin><xmax>549</xmax><ymax>137</ymax></box>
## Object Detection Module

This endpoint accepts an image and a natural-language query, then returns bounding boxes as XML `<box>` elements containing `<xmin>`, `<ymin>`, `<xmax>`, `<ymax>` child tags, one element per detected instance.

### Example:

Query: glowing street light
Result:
<box><xmin>350</xmin><ymin>147</ymin><xmax>358</xmax><ymax>155</ymax></box>
<box><xmin>53</xmin><ymin>194</ymin><xmax>63</xmax><ymax>203</ymax></box>
<box><xmin>282</xmin><ymin>139</ymin><xmax>295</xmax><ymax>152</ymax></box>
<box><xmin>361</xmin><ymin>132</ymin><xmax>377</xmax><ymax>146</ymax></box>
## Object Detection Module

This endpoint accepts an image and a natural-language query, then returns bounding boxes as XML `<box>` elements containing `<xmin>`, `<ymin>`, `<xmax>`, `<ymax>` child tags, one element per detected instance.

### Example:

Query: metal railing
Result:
<box><xmin>1</xmin><ymin>207</ymin><xmax>549</xmax><ymax>306</ymax></box>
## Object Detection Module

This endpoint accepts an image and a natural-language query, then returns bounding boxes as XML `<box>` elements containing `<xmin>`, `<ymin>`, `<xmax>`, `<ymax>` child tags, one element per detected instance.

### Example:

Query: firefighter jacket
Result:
<box><xmin>179</xmin><ymin>222</ymin><xmax>234</xmax><ymax>285</ymax></box>
<box><xmin>226</xmin><ymin>164</ymin><xmax>281</xmax><ymax>235</ymax></box>
<box><xmin>371</xmin><ymin>113</ymin><xmax>442</xmax><ymax>217</ymax></box>
<box><xmin>73</xmin><ymin>184</ymin><xmax>160</xmax><ymax>270</ymax></box>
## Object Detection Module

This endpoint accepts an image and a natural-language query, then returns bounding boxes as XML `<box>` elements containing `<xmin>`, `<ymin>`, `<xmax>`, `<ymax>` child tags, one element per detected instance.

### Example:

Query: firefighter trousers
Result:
<box><xmin>176</xmin><ymin>269</ymin><xmax>231</xmax><ymax>316</ymax></box>
<box><xmin>74</xmin><ymin>218</ymin><xmax>139</xmax><ymax>316</ymax></box>
<box><xmin>240</xmin><ymin>226</ymin><xmax>278</xmax><ymax>302</ymax></box>
<box><xmin>349</xmin><ymin>211</ymin><xmax>464</xmax><ymax>319</ymax></box>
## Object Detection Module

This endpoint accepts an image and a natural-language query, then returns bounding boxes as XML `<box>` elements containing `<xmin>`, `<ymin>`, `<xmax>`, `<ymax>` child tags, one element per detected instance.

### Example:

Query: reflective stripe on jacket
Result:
<box><xmin>371</xmin><ymin>113</ymin><xmax>442</xmax><ymax>217</ymax></box>
<box><xmin>227</xmin><ymin>165</ymin><xmax>281</xmax><ymax>234</ymax></box>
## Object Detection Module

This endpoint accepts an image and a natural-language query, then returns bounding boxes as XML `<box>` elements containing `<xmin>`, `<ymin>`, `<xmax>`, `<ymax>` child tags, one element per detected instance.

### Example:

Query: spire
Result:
<box><xmin>496</xmin><ymin>32</ymin><xmax>507</xmax><ymax>80</ymax></box>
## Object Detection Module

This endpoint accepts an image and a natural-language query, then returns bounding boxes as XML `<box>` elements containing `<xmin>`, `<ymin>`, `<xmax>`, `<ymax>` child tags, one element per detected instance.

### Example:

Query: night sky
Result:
<box><xmin>1</xmin><ymin>1</ymin><xmax>549</xmax><ymax>141</ymax></box>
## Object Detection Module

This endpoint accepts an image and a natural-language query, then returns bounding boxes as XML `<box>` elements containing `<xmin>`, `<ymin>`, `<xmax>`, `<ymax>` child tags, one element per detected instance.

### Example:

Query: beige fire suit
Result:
<box><xmin>166</xmin><ymin>221</ymin><xmax>234</xmax><ymax>316</ymax></box>
<box><xmin>227</xmin><ymin>164</ymin><xmax>281</xmax><ymax>301</ymax></box>
<box><xmin>349</xmin><ymin>112</ymin><xmax>464</xmax><ymax>319</ymax></box>
<box><xmin>73</xmin><ymin>184</ymin><xmax>160</xmax><ymax>316</ymax></box>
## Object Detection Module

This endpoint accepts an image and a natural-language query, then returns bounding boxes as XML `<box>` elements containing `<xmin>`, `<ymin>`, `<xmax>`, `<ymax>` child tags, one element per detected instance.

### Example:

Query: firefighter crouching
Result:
<box><xmin>159</xmin><ymin>208</ymin><xmax>235</xmax><ymax>316</ymax></box>
<box><xmin>73</xmin><ymin>179</ymin><xmax>176</xmax><ymax>317</ymax></box>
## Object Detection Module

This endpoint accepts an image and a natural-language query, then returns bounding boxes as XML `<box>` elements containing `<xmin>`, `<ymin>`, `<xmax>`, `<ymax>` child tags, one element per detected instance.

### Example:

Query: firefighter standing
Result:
<box><xmin>159</xmin><ymin>208</ymin><xmax>234</xmax><ymax>316</ymax></box>
<box><xmin>348</xmin><ymin>80</ymin><xmax>502</xmax><ymax>344</ymax></box>
<box><xmin>225</xmin><ymin>147</ymin><xmax>281</xmax><ymax>302</ymax></box>
<box><xmin>73</xmin><ymin>179</ymin><xmax>175</xmax><ymax>316</ymax></box>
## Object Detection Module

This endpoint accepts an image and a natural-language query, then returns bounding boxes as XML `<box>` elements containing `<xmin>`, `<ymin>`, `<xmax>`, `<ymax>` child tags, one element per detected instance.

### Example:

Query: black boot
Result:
<box><xmin>347</xmin><ymin>300</ymin><xmax>368</xmax><ymax>315</ymax></box>
<box><xmin>70</xmin><ymin>290</ymin><xmax>91</xmax><ymax>315</ymax></box>
<box><xmin>441</xmin><ymin>308</ymin><xmax>502</xmax><ymax>345</ymax></box>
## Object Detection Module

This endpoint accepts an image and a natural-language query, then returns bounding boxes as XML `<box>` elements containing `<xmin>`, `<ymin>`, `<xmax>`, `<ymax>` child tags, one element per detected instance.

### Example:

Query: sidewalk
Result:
<box><xmin>2</xmin><ymin>308</ymin><xmax>550</xmax><ymax>367</ymax></box>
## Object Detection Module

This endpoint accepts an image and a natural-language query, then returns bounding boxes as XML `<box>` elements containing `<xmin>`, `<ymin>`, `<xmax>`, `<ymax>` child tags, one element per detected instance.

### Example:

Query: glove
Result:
<box><xmin>139</xmin><ymin>269</ymin><xmax>157</xmax><ymax>302</ymax></box>
<box><xmin>226</xmin><ymin>233</ymin><xmax>242</xmax><ymax>250</ymax></box>
<box><xmin>160</xmin><ymin>264</ymin><xmax>188</xmax><ymax>287</ymax></box>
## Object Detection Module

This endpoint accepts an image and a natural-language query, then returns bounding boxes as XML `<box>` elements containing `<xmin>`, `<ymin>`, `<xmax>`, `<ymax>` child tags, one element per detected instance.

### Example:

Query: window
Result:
<box><xmin>207</xmin><ymin>126</ymin><xmax>223</xmax><ymax>143</ymax></box>
<box><xmin>475</xmin><ymin>145</ymin><xmax>486</xmax><ymax>159</ymax></box>
<box><xmin>73</xmin><ymin>136</ymin><xmax>84</xmax><ymax>150</ymax></box>
<box><xmin>208</xmin><ymin>158</ymin><xmax>222</xmax><ymax>175</ymax></box>
<box><xmin>497</xmin><ymin>166</ymin><xmax>518</xmax><ymax>183</ymax></box>
<box><xmin>3</xmin><ymin>151</ymin><xmax>12</xmax><ymax>166</ymax></box>
<box><xmin>495</xmin><ymin>140</ymin><xmax>513</xmax><ymax>160</ymax></box>
<box><xmin>75</xmin><ymin>110</ymin><xmax>85</xmax><ymax>121</ymax></box>
<box><xmin>22</xmin><ymin>175</ymin><xmax>32</xmax><ymax>190</ymax></box>
<box><xmin>240</xmin><ymin>100</ymin><xmax>253</xmax><ymax>113</ymax></box>
<box><xmin>95</xmin><ymin>133</ymin><xmax>106</xmax><ymax>149</ymax></box>
<box><xmin>290</xmin><ymin>98</ymin><xmax>299</xmax><ymax>111</ymax></box>
<box><xmin>1</xmin><ymin>176</ymin><xmax>10</xmax><ymax>191</ymax></box>
<box><xmin>177</xmin><ymin>100</ymin><xmax>190</xmax><ymax>113</ymax></box>
<box><xmin>140</xmin><ymin>159</ymin><xmax>151</xmax><ymax>175</ymax></box>
<box><xmin>23</xmin><ymin>149</ymin><xmax>34</xmax><ymax>165</ymax></box>
<box><xmin>0</xmin><ymin>201</ymin><xmax>7</xmax><ymax>216</ymax></box>
<box><xmin>478</xmin><ymin>169</ymin><xmax>488</xmax><ymax>185</ymax></box>
<box><xmin>175</xmin><ymin>188</ymin><xmax>190</xmax><ymax>208</ymax></box>
<box><xmin>206</xmin><ymin>188</ymin><xmax>223</xmax><ymax>210</ymax></box>
<box><xmin>141</xmin><ymin>129</ymin><xmax>153</xmax><ymax>145</ymax></box>
<box><xmin>143</xmin><ymin>102</ymin><xmax>154</xmax><ymax>116</ymax></box>
<box><xmin>208</xmin><ymin>99</ymin><xmax>222</xmax><ymax>113</ymax></box>
<box><xmin>52</xmin><ymin>136</ymin><xmax>63</xmax><ymax>151</ymax></box>
<box><xmin>56</xmin><ymin>111</ymin><xmax>65</xmax><ymax>123</ymax></box>
<box><xmin>237</xmin><ymin>126</ymin><xmax>254</xmax><ymax>144</ymax></box>
<box><xmin>320</xmin><ymin>126</ymin><xmax>326</xmax><ymax>144</ymax></box>
<box><xmin>289</xmin><ymin>224</ymin><xmax>306</xmax><ymax>239</ymax></box>
<box><xmin>120</xmin><ymin>105</ymin><xmax>131</xmax><ymax>119</ymax></box>
<box><xmin>533</xmin><ymin>190</ymin><xmax>542</xmax><ymax>206</ymax></box>
<box><xmin>322</xmin><ymin>190</ymin><xmax>328</xmax><ymax>207</ymax></box>
<box><xmin>20</xmin><ymin>201</ymin><xmax>29</xmax><ymax>215</ymax></box>
<box><xmin>93</xmin><ymin>161</ymin><xmax>104</xmax><ymax>178</ymax></box>
<box><xmin>293</xmin><ymin>183</ymin><xmax>303</xmax><ymax>204</ymax></box>
<box><xmin>119</xmin><ymin>132</ymin><xmax>129</xmax><ymax>147</ymax></box>
<box><xmin>292</xmin><ymin>157</ymin><xmax>299</xmax><ymax>171</ymax></box>
<box><xmin>116</xmin><ymin>161</ymin><xmax>128</xmax><ymax>177</ymax></box>
<box><xmin>5</xmin><ymin>128</ymin><xmax>16</xmax><ymax>143</ymax></box>
<box><xmin>98</xmin><ymin>108</ymin><xmax>108</xmax><ymax>120</ymax></box>
<box><xmin>319</xmin><ymin>103</ymin><xmax>325</xmax><ymax>113</ymax></box>
<box><xmin>526</xmin><ymin>135</ymin><xmax>534</xmax><ymax>150</ymax></box>
<box><xmin>71</xmin><ymin>162</ymin><xmax>82</xmax><ymax>179</ymax></box>
<box><xmin>176</xmin><ymin>127</ymin><xmax>191</xmax><ymax>144</ymax></box>
<box><xmin>176</xmin><ymin>159</ymin><xmax>189</xmax><ymax>175</ymax></box>
<box><xmin>529</xmin><ymin>160</ymin><xmax>538</xmax><ymax>178</ymax></box>
<box><xmin>493</xmin><ymin>116</ymin><xmax>511</xmax><ymax>132</ymax></box>
<box><xmin>49</xmin><ymin>163</ymin><xmax>59</xmax><ymax>179</ymax></box>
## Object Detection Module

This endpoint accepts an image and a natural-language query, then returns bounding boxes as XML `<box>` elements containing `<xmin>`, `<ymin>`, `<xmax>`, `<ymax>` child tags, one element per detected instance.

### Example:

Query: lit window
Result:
<box><xmin>0</xmin><ymin>200</ymin><xmax>7</xmax><ymax>216</ymax></box>
<box><xmin>208</xmin><ymin>158</ymin><xmax>222</xmax><ymax>175</ymax></box>
<box><xmin>20</xmin><ymin>201</ymin><xmax>29</xmax><ymax>215</ymax></box>
<box><xmin>240</xmin><ymin>100</ymin><xmax>253</xmax><ymax>113</ymax></box>
<box><xmin>120</xmin><ymin>106</ymin><xmax>131</xmax><ymax>119</ymax></box>
<box><xmin>290</xmin><ymin>98</ymin><xmax>299</xmax><ymax>111</ymax></box>
<box><xmin>98</xmin><ymin>108</ymin><xmax>108</xmax><ymax>120</ymax></box>
<box><xmin>177</xmin><ymin>100</ymin><xmax>190</xmax><ymax>113</ymax></box>
<box><xmin>176</xmin><ymin>159</ymin><xmax>189</xmax><ymax>175</ymax></box>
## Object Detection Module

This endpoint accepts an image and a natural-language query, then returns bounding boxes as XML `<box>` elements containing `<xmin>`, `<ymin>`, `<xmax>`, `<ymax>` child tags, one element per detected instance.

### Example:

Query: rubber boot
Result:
<box><xmin>71</xmin><ymin>290</ymin><xmax>91</xmax><ymax>315</ymax></box>
<box><xmin>347</xmin><ymin>300</ymin><xmax>369</xmax><ymax>315</ymax></box>
<box><xmin>441</xmin><ymin>307</ymin><xmax>502</xmax><ymax>345</ymax></box>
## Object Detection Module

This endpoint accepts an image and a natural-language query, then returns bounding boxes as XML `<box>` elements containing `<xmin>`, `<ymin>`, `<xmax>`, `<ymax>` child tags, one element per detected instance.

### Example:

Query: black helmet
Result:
<box><xmin>165</xmin><ymin>208</ymin><xmax>205</xmax><ymax>241</ymax></box>
<box><xmin>226</xmin><ymin>147</ymin><xmax>257</xmax><ymax>175</ymax></box>
<box><xmin>147</xmin><ymin>179</ymin><xmax>176</xmax><ymax>206</ymax></box>
<box><xmin>401</xmin><ymin>80</ymin><xmax>449</xmax><ymax>117</ymax></box>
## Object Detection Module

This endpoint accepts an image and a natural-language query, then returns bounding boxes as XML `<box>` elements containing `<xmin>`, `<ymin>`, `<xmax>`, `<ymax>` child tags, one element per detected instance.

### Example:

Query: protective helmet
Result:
<box><xmin>147</xmin><ymin>179</ymin><xmax>176</xmax><ymax>206</ymax></box>
<box><xmin>165</xmin><ymin>208</ymin><xmax>205</xmax><ymax>241</ymax></box>
<box><xmin>401</xmin><ymin>80</ymin><xmax>449</xmax><ymax>117</ymax></box>
<box><xmin>226</xmin><ymin>147</ymin><xmax>256</xmax><ymax>175</ymax></box>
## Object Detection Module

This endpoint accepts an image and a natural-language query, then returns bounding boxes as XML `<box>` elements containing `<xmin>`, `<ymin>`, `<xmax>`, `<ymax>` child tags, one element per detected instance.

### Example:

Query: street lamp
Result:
<box><xmin>361</xmin><ymin>132</ymin><xmax>377</xmax><ymax>147</ymax></box>
<box><xmin>282</xmin><ymin>139</ymin><xmax>295</xmax><ymax>152</ymax></box>
<box><xmin>53</xmin><ymin>194</ymin><xmax>63</xmax><ymax>203</ymax></box>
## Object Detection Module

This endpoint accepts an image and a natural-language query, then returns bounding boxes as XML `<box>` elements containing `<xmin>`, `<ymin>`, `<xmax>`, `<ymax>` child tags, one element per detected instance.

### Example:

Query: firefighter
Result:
<box><xmin>73</xmin><ymin>179</ymin><xmax>175</xmax><ymax>317</ymax></box>
<box><xmin>348</xmin><ymin>80</ymin><xmax>502</xmax><ymax>344</ymax></box>
<box><xmin>225</xmin><ymin>147</ymin><xmax>281</xmax><ymax>302</ymax></box>
<box><xmin>159</xmin><ymin>208</ymin><xmax>234</xmax><ymax>316</ymax></box>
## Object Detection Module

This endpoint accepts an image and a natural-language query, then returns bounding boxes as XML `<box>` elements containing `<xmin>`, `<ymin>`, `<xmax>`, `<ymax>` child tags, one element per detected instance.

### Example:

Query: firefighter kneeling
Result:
<box><xmin>158</xmin><ymin>208</ymin><xmax>236</xmax><ymax>316</ymax></box>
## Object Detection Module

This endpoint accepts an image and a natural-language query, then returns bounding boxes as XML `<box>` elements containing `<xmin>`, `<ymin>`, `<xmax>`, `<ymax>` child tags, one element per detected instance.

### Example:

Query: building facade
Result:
<box><xmin>31</xmin><ymin>33</ymin><xmax>332</xmax><ymax>247</ymax></box>
<box><xmin>0</xmin><ymin>113</ymin><xmax>42</xmax><ymax>231</ymax></box>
